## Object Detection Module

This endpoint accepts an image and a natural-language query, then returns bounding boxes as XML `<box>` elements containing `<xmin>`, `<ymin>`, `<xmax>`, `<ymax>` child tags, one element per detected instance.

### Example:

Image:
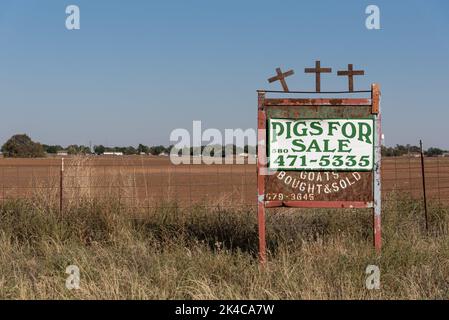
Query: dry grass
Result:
<box><xmin>0</xmin><ymin>191</ymin><xmax>448</xmax><ymax>300</ymax></box>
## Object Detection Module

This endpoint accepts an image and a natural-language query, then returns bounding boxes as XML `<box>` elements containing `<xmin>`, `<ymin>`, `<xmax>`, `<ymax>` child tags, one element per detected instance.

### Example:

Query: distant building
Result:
<box><xmin>158</xmin><ymin>152</ymin><xmax>169</xmax><ymax>157</ymax></box>
<box><xmin>57</xmin><ymin>151</ymin><xmax>68</xmax><ymax>156</ymax></box>
<box><xmin>103</xmin><ymin>152</ymin><xmax>123</xmax><ymax>156</ymax></box>
<box><xmin>403</xmin><ymin>152</ymin><xmax>420</xmax><ymax>158</ymax></box>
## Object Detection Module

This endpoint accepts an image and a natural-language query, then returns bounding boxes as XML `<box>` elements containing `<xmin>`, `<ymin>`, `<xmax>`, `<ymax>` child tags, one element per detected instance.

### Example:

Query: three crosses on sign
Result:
<box><xmin>268</xmin><ymin>60</ymin><xmax>364</xmax><ymax>92</ymax></box>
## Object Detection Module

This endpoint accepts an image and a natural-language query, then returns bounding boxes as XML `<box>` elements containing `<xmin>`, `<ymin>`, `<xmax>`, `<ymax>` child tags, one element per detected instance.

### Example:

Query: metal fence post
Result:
<box><xmin>60</xmin><ymin>158</ymin><xmax>64</xmax><ymax>213</ymax></box>
<box><xmin>257</xmin><ymin>91</ymin><xmax>267</xmax><ymax>265</ymax></box>
<box><xmin>372</xmin><ymin>84</ymin><xmax>382</xmax><ymax>252</ymax></box>
<box><xmin>420</xmin><ymin>140</ymin><xmax>429</xmax><ymax>232</ymax></box>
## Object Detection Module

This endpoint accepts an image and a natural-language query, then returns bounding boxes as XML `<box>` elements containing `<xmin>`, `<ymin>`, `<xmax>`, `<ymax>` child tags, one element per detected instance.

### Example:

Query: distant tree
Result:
<box><xmin>149</xmin><ymin>145</ymin><xmax>167</xmax><ymax>155</ymax></box>
<box><xmin>202</xmin><ymin>145</ymin><xmax>218</xmax><ymax>157</ymax></box>
<box><xmin>104</xmin><ymin>146</ymin><xmax>116</xmax><ymax>153</ymax></box>
<box><xmin>381</xmin><ymin>145</ymin><xmax>396</xmax><ymax>157</ymax></box>
<box><xmin>222</xmin><ymin>144</ymin><xmax>237</xmax><ymax>156</ymax></box>
<box><xmin>67</xmin><ymin>145</ymin><xmax>79</xmax><ymax>155</ymax></box>
<box><xmin>124</xmin><ymin>146</ymin><xmax>137</xmax><ymax>155</ymax></box>
<box><xmin>43</xmin><ymin>144</ymin><xmax>63</xmax><ymax>154</ymax></box>
<box><xmin>137</xmin><ymin>144</ymin><xmax>149</xmax><ymax>154</ymax></box>
<box><xmin>408</xmin><ymin>145</ymin><xmax>421</xmax><ymax>153</ymax></box>
<box><xmin>425</xmin><ymin>147</ymin><xmax>444</xmax><ymax>157</ymax></box>
<box><xmin>66</xmin><ymin>144</ymin><xmax>91</xmax><ymax>155</ymax></box>
<box><xmin>394</xmin><ymin>144</ymin><xmax>408</xmax><ymax>156</ymax></box>
<box><xmin>1</xmin><ymin>134</ymin><xmax>45</xmax><ymax>158</ymax></box>
<box><xmin>246</xmin><ymin>145</ymin><xmax>257</xmax><ymax>155</ymax></box>
<box><xmin>381</xmin><ymin>144</ymin><xmax>421</xmax><ymax>157</ymax></box>
<box><xmin>94</xmin><ymin>145</ymin><xmax>105</xmax><ymax>155</ymax></box>
<box><xmin>78</xmin><ymin>145</ymin><xmax>92</xmax><ymax>154</ymax></box>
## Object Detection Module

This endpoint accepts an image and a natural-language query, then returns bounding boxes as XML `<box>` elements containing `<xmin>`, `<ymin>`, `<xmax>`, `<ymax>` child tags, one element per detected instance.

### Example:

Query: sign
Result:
<box><xmin>262</xmin><ymin>104</ymin><xmax>376</xmax><ymax>204</ymax></box>
<box><xmin>268</xmin><ymin>118</ymin><xmax>374</xmax><ymax>171</ymax></box>
<box><xmin>256</xmin><ymin>82</ymin><xmax>382</xmax><ymax>265</ymax></box>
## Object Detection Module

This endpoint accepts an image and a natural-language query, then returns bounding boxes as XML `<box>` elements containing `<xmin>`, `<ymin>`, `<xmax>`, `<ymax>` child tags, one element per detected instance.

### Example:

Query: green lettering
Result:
<box><xmin>293</xmin><ymin>121</ymin><xmax>307</xmax><ymax>137</ymax></box>
<box><xmin>271</xmin><ymin>121</ymin><xmax>284</xmax><ymax>143</ymax></box>
<box><xmin>358</xmin><ymin>122</ymin><xmax>372</xmax><ymax>144</ymax></box>
<box><xmin>292</xmin><ymin>139</ymin><xmax>306</xmax><ymax>152</ymax></box>
<box><xmin>322</xmin><ymin>139</ymin><xmax>336</xmax><ymax>152</ymax></box>
<box><xmin>307</xmin><ymin>139</ymin><xmax>322</xmax><ymax>152</ymax></box>
<box><xmin>310</xmin><ymin>121</ymin><xmax>323</xmax><ymax>136</ymax></box>
<box><xmin>285</xmin><ymin>121</ymin><xmax>292</xmax><ymax>139</ymax></box>
<box><xmin>328</xmin><ymin>121</ymin><xmax>340</xmax><ymax>136</ymax></box>
<box><xmin>338</xmin><ymin>139</ymin><xmax>352</xmax><ymax>153</ymax></box>
<box><xmin>342</xmin><ymin>122</ymin><xmax>356</xmax><ymax>139</ymax></box>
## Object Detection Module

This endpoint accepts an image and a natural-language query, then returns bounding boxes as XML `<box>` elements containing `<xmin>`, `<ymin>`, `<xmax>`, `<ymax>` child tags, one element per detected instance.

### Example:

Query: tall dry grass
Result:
<box><xmin>0</xmin><ymin>190</ymin><xmax>448</xmax><ymax>299</ymax></box>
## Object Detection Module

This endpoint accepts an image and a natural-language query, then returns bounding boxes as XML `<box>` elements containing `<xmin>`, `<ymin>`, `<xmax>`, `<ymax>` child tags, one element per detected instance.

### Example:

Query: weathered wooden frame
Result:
<box><xmin>257</xmin><ymin>84</ymin><xmax>381</xmax><ymax>264</ymax></box>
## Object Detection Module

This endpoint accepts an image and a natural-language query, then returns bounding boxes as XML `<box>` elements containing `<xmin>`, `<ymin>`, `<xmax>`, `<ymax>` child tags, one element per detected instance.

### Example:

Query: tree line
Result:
<box><xmin>42</xmin><ymin>144</ymin><xmax>172</xmax><ymax>156</ymax></box>
<box><xmin>0</xmin><ymin>134</ymin><xmax>255</xmax><ymax>158</ymax></box>
<box><xmin>92</xmin><ymin>144</ymin><xmax>171</xmax><ymax>156</ymax></box>
<box><xmin>381</xmin><ymin>144</ymin><xmax>446</xmax><ymax>157</ymax></box>
<box><xmin>1</xmin><ymin>134</ymin><xmax>447</xmax><ymax>158</ymax></box>
<box><xmin>0</xmin><ymin>134</ymin><xmax>174</xmax><ymax>158</ymax></box>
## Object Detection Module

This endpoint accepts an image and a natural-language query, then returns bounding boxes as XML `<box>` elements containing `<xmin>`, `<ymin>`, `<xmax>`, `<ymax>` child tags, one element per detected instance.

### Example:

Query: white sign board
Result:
<box><xmin>268</xmin><ymin>118</ymin><xmax>374</xmax><ymax>171</ymax></box>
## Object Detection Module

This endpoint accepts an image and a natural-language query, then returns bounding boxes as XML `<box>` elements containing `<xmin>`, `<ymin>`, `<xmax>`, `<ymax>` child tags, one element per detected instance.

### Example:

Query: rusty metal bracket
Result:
<box><xmin>371</xmin><ymin>83</ymin><xmax>380</xmax><ymax>114</ymax></box>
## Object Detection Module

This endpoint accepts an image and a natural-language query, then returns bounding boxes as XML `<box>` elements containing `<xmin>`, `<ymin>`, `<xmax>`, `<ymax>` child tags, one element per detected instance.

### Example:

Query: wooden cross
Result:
<box><xmin>304</xmin><ymin>60</ymin><xmax>332</xmax><ymax>92</ymax></box>
<box><xmin>268</xmin><ymin>67</ymin><xmax>294</xmax><ymax>92</ymax></box>
<box><xmin>337</xmin><ymin>64</ymin><xmax>365</xmax><ymax>92</ymax></box>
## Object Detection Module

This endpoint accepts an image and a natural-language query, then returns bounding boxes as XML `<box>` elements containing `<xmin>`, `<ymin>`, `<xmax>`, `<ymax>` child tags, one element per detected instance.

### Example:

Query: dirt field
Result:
<box><xmin>0</xmin><ymin>156</ymin><xmax>448</xmax><ymax>207</ymax></box>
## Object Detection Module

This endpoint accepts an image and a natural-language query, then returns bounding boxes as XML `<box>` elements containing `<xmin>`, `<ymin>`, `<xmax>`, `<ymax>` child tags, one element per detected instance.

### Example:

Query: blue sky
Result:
<box><xmin>0</xmin><ymin>0</ymin><xmax>448</xmax><ymax>148</ymax></box>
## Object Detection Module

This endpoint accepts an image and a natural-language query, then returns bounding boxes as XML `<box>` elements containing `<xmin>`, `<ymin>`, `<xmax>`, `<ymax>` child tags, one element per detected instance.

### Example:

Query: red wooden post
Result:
<box><xmin>257</xmin><ymin>91</ymin><xmax>267</xmax><ymax>265</ymax></box>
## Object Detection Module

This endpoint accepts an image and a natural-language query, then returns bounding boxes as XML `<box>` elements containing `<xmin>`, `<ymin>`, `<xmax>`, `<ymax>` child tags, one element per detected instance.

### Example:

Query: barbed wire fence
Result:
<box><xmin>0</xmin><ymin>156</ymin><xmax>257</xmax><ymax>211</ymax></box>
<box><xmin>0</xmin><ymin>156</ymin><xmax>448</xmax><ymax>215</ymax></box>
